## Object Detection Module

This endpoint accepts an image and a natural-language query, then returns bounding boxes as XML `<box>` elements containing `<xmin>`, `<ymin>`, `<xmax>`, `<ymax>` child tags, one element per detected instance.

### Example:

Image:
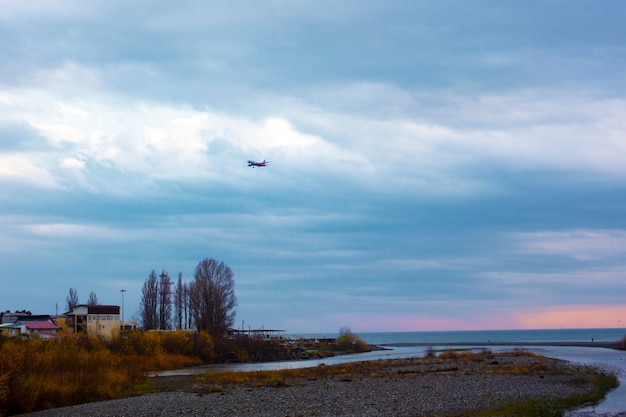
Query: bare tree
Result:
<box><xmin>65</xmin><ymin>288</ymin><xmax>79</xmax><ymax>312</ymax></box>
<box><xmin>185</xmin><ymin>281</ymin><xmax>192</xmax><ymax>330</ymax></box>
<box><xmin>174</xmin><ymin>272</ymin><xmax>185</xmax><ymax>330</ymax></box>
<box><xmin>158</xmin><ymin>270</ymin><xmax>172</xmax><ymax>330</ymax></box>
<box><xmin>140</xmin><ymin>270</ymin><xmax>159</xmax><ymax>330</ymax></box>
<box><xmin>87</xmin><ymin>291</ymin><xmax>99</xmax><ymax>305</ymax></box>
<box><xmin>189</xmin><ymin>258</ymin><xmax>237</xmax><ymax>337</ymax></box>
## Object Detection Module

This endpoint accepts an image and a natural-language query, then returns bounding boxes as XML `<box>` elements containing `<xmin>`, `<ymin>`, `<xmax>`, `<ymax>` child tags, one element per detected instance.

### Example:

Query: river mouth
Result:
<box><xmin>542</xmin><ymin>346</ymin><xmax>625</xmax><ymax>416</ymax></box>
<box><xmin>148</xmin><ymin>343</ymin><xmax>626</xmax><ymax>415</ymax></box>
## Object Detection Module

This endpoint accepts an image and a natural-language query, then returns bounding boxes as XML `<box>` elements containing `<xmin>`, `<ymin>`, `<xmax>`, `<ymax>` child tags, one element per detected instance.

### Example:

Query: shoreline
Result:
<box><xmin>380</xmin><ymin>341</ymin><xmax>621</xmax><ymax>349</ymax></box>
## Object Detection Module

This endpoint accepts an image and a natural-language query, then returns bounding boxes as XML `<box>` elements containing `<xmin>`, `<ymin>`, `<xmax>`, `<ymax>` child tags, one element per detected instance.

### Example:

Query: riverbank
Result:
<box><xmin>23</xmin><ymin>351</ymin><xmax>618</xmax><ymax>417</ymax></box>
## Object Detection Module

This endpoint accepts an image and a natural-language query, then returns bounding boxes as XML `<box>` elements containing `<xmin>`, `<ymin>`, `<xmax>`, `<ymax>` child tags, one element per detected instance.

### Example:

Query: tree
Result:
<box><xmin>66</xmin><ymin>288</ymin><xmax>79</xmax><ymax>311</ymax></box>
<box><xmin>174</xmin><ymin>272</ymin><xmax>185</xmax><ymax>330</ymax></box>
<box><xmin>188</xmin><ymin>258</ymin><xmax>237</xmax><ymax>337</ymax></box>
<box><xmin>158</xmin><ymin>270</ymin><xmax>172</xmax><ymax>330</ymax></box>
<box><xmin>139</xmin><ymin>270</ymin><xmax>159</xmax><ymax>330</ymax></box>
<box><xmin>87</xmin><ymin>291</ymin><xmax>99</xmax><ymax>305</ymax></box>
<box><xmin>336</xmin><ymin>326</ymin><xmax>370</xmax><ymax>353</ymax></box>
<box><xmin>185</xmin><ymin>281</ymin><xmax>192</xmax><ymax>330</ymax></box>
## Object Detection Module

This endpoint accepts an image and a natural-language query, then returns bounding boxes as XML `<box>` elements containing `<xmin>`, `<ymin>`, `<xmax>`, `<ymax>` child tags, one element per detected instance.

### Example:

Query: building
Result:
<box><xmin>23</xmin><ymin>321</ymin><xmax>61</xmax><ymax>339</ymax></box>
<box><xmin>120</xmin><ymin>321</ymin><xmax>138</xmax><ymax>332</ymax></box>
<box><xmin>2</xmin><ymin>313</ymin><xmax>54</xmax><ymax>324</ymax></box>
<box><xmin>0</xmin><ymin>322</ymin><xmax>23</xmax><ymax>337</ymax></box>
<box><xmin>65</xmin><ymin>304</ymin><xmax>121</xmax><ymax>339</ymax></box>
<box><xmin>0</xmin><ymin>320</ymin><xmax>60</xmax><ymax>339</ymax></box>
<box><xmin>227</xmin><ymin>328</ymin><xmax>286</xmax><ymax>340</ymax></box>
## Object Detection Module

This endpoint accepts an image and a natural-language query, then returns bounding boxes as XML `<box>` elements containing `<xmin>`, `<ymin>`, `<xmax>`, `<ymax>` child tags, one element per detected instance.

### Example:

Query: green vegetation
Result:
<box><xmin>471</xmin><ymin>370</ymin><xmax>618</xmax><ymax>417</ymax></box>
<box><xmin>617</xmin><ymin>335</ymin><xmax>626</xmax><ymax>350</ymax></box>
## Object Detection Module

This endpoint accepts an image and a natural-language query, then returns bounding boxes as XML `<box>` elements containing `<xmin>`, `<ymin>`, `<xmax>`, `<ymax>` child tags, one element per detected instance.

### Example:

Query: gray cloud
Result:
<box><xmin>0</xmin><ymin>121</ymin><xmax>50</xmax><ymax>151</ymax></box>
<box><xmin>1</xmin><ymin>1</ymin><xmax>626</xmax><ymax>331</ymax></box>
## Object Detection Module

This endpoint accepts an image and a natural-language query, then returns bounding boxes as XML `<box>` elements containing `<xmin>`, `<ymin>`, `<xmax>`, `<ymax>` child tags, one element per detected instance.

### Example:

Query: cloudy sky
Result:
<box><xmin>2</xmin><ymin>1</ymin><xmax>626</xmax><ymax>333</ymax></box>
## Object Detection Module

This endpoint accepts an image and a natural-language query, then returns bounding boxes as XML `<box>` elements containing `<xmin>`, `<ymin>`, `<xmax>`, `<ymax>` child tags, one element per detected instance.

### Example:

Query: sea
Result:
<box><xmin>288</xmin><ymin>327</ymin><xmax>626</xmax><ymax>346</ymax></box>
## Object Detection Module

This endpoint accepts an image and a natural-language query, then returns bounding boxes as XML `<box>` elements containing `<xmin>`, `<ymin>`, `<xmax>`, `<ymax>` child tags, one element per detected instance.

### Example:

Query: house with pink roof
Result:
<box><xmin>0</xmin><ymin>320</ymin><xmax>60</xmax><ymax>339</ymax></box>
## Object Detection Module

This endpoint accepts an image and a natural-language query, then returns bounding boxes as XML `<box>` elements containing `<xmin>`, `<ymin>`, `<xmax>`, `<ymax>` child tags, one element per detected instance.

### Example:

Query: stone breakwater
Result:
<box><xmin>23</xmin><ymin>354</ymin><xmax>619</xmax><ymax>417</ymax></box>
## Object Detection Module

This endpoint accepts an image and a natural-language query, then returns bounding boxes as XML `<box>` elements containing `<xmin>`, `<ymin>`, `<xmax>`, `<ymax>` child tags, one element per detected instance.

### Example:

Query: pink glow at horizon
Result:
<box><xmin>331</xmin><ymin>305</ymin><xmax>626</xmax><ymax>333</ymax></box>
<box><xmin>331</xmin><ymin>312</ymin><xmax>516</xmax><ymax>333</ymax></box>
<box><xmin>514</xmin><ymin>305</ymin><xmax>626</xmax><ymax>330</ymax></box>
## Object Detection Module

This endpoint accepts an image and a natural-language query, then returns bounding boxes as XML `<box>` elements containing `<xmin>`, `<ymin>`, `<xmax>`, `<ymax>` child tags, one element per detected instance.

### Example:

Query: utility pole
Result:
<box><xmin>120</xmin><ymin>289</ymin><xmax>126</xmax><ymax>322</ymax></box>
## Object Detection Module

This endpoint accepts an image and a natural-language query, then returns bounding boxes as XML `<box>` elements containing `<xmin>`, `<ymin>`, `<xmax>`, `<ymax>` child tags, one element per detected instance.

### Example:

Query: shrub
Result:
<box><xmin>160</xmin><ymin>331</ymin><xmax>193</xmax><ymax>355</ymax></box>
<box><xmin>424</xmin><ymin>346</ymin><xmax>436</xmax><ymax>358</ymax></box>
<box><xmin>191</xmin><ymin>331</ymin><xmax>216</xmax><ymax>362</ymax></box>
<box><xmin>0</xmin><ymin>336</ymin><xmax>143</xmax><ymax>415</ymax></box>
<box><xmin>121</xmin><ymin>330</ymin><xmax>145</xmax><ymax>355</ymax></box>
<box><xmin>0</xmin><ymin>372</ymin><xmax>8</xmax><ymax>413</ymax></box>
<box><xmin>118</xmin><ymin>331</ymin><xmax>203</xmax><ymax>371</ymax></box>
<box><xmin>438</xmin><ymin>349</ymin><xmax>459</xmax><ymax>360</ymax></box>
<box><xmin>335</xmin><ymin>328</ymin><xmax>371</xmax><ymax>353</ymax></box>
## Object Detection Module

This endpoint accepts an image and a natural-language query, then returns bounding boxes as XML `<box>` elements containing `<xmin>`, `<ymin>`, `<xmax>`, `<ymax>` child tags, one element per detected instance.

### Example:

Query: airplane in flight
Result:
<box><xmin>247</xmin><ymin>159</ymin><xmax>270</xmax><ymax>167</ymax></box>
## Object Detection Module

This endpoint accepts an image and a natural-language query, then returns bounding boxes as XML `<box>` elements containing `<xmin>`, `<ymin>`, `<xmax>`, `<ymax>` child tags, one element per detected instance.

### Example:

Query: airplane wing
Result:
<box><xmin>247</xmin><ymin>159</ymin><xmax>269</xmax><ymax>167</ymax></box>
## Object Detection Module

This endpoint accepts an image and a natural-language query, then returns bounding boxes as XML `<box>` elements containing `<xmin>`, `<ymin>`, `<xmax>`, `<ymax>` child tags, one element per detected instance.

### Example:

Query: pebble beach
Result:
<box><xmin>22</xmin><ymin>353</ymin><xmax>624</xmax><ymax>417</ymax></box>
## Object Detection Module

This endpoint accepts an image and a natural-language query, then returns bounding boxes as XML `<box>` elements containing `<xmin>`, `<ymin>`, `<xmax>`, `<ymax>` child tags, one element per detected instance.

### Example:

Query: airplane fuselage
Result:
<box><xmin>247</xmin><ymin>160</ymin><xmax>269</xmax><ymax>167</ymax></box>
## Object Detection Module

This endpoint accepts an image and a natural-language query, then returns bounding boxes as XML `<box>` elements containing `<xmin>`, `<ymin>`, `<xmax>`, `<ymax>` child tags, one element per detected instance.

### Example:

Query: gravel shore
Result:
<box><xmin>22</xmin><ymin>353</ymin><xmax>620</xmax><ymax>417</ymax></box>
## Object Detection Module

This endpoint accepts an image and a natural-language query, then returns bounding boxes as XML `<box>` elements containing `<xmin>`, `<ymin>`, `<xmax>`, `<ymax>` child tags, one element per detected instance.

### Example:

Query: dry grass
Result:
<box><xmin>0</xmin><ymin>331</ymin><xmax>217</xmax><ymax>416</ymax></box>
<box><xmin>0</xmin><ymin>337</ymin><xmax>143</xmax><ymax>415</ymax></box>
<box><xmin>193</xmin><ymin>350</ymin><xmax>544</xmax><ymax>388</ymax></box>
<box><xmin>438</xmin><ymin>349</ymin><xmax>491</xmax><ymax>361</ymax></box>
<box><xmin>196</xmin><ymin>362</ymin><xmax>360</xmax><ymax>387</ymax></box>
<box><xmin>0</xmin><ymin>329</ymin><xmax>343</xmax><ymax>415</ymax></box>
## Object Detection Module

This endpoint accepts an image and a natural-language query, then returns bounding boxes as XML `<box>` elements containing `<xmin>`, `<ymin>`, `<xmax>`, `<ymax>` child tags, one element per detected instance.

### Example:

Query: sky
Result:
<box><xmin>2</xmin><ymin>0</ymin><xmax>626</xmax><ymax>333</ymax></box>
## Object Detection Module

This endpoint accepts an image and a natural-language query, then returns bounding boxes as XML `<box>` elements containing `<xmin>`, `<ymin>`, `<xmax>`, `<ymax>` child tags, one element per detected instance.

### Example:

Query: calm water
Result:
<box><xmin>289</xmin><ymin>327</ymin><xmax>626</xmax><ymax>345</ymax></box>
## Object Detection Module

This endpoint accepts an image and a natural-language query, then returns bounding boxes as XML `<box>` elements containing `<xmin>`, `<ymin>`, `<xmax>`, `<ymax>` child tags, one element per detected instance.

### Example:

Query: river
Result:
<box><xmin>150</xmin><ymin>343</ymin><xmax>626</xmax><ymax>415</ymax></box>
